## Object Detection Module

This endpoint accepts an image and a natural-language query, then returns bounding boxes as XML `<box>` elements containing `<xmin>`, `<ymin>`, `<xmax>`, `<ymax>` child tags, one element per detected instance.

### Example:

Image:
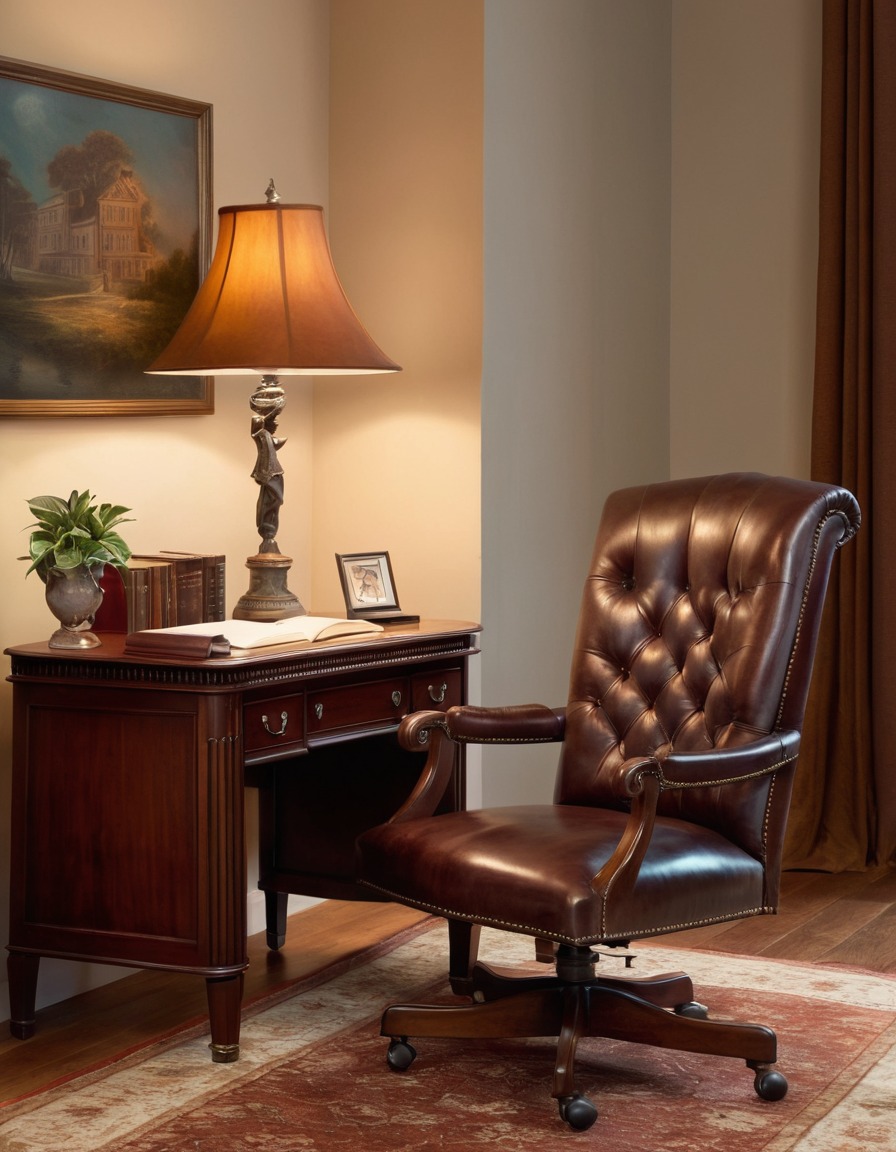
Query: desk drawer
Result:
<box><xmin>307</xmin><ymin>676</ymin><xmax>407</xmax><ymax>739</ymax></box>
<box><xmin>244</xmin><ymin>692</ymin><xmax>305</xmax><ymax>757</ymax></box>
<box><xmin>410</xmin><ymin>667</ymin><xmax>463</xmax><ymax>712</ymax></box>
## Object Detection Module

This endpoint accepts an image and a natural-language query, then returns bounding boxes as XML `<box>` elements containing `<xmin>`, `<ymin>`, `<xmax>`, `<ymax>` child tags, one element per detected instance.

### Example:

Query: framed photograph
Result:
<box><xmin>336</xmin><ymin>551</ymin><xmax>419</xmax><ymax>623</ymax></box>
<box><xmin>0</xmin><ymin>56</ymin><xmax>213</xmax><ymax>417</ymax></box>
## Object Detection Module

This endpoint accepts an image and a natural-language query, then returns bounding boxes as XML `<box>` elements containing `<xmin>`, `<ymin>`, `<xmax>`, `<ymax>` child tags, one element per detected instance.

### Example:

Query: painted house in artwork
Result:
<box><xmin>34</xmin><ymin>169</ymin><xmax>159</xmax><ymax>286</ymax></box>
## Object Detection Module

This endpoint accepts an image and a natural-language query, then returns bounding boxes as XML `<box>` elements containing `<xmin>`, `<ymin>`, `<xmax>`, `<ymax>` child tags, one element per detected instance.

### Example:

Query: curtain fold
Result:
<box><xmin>785</xmin><ymin>0</ymin><xmax>896</xmax><ymax>870</ymax></box>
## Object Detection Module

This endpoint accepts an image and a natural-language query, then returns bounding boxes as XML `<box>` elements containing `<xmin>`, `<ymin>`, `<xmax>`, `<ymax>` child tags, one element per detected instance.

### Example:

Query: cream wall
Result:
<box><xmin>0</xmin><ymin>0</ymin><xmax>329</xmax><ymax>1018</ymax></box>
<box><xmin>315</xmin><ymin>0</ymin><xmax>483</xmax><ymax>623</ymax></box>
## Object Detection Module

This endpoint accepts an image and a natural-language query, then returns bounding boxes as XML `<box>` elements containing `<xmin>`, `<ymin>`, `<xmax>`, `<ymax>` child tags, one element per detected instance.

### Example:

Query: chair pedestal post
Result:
<box><xmin>447</xmin><ymin>920</ymin><xmax>482</xmax><ymax>994</ymax></box>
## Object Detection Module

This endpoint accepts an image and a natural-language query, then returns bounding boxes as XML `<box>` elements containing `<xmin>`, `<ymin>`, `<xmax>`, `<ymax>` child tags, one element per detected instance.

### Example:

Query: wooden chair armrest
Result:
<box><xmin>386</xmin><ymin>712</ymin><xmax>457</xmax><ymax>824</ymax></box>
<box><xmin>404</xmin><ymin>703</ymin><xmax>567</xmax><ymax>747</ymax></box>
<box><xmin>609</xmin><ymin>729</ymin><xmax>801</xmax><ymax>798</ymax></box>
<box><xmin>388</xmin><ymin>704</ymin><xmax>566</xmax><ymax>826</ymax></box>
<box><xmin>591</xmin><ymin>730</ymin><xmax>801</xmax><ymax>913</ymax></box>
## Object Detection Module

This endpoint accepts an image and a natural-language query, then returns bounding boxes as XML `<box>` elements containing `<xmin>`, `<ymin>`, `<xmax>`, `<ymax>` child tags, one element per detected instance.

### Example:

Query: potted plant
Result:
<box><xmin>21</xmin><ymin>489</ymin><xmax>133</xmax><ymax>649</ymax></box>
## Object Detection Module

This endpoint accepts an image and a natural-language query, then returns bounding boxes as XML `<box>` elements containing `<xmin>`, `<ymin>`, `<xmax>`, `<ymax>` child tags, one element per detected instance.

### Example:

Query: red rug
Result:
<box><xmin>2</xmin><ymin>925</ymin><xmax>894</xmax><ymax>1151</ymax></box>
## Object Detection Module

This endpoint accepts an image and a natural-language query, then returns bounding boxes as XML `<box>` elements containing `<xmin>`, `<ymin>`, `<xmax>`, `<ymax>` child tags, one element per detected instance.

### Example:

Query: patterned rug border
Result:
<box><xmin>763</xmin><ymin>1017</ymin><xmax>896</xmax><ymax>1152</ymax></box>
<box><xmin>0</xmin><ymin>914</ymin><xmax>439</xmax><ymax>1116</ymax></box>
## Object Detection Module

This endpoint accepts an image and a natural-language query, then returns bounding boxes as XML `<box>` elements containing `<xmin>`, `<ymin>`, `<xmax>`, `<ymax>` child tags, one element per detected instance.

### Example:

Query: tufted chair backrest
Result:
<box><xmin>555</xmin><ymin>474</ymin><xmax>860</xmax><ymax>874</ymax></box>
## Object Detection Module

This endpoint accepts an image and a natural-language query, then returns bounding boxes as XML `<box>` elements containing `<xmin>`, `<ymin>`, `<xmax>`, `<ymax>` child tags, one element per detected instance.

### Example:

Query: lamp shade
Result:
<box><xmin>147</xmin><ymin>202</ymin><xmax>400</xmax><ymax>376</ymax></box>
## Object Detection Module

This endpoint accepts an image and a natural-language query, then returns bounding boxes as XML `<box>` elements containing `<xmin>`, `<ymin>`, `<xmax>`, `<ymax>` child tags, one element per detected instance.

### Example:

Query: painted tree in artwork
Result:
<box><xmin>46</xmin><ymin>129</ymin><xmax>133</xmax><ymax>216</ymax></box>
<box><xmin>0</xmin><ymin>156</ymin><xmax>35</xmax><ymax>282</ymax></box>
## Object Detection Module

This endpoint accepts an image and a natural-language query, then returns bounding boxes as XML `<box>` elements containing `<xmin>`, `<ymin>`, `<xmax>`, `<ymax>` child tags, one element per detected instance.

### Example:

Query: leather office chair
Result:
<box><xmin>357</xmin><ymin>473</ymin><xmax>860</xmax><ymax>1131</ymax></box>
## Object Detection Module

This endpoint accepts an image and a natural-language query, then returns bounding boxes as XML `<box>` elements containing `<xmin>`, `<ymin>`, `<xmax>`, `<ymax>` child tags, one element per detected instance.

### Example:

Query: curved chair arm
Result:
<box><xmin>591</xmin><ymin>729</ymin><xmax>802</xmax><ymax>911</ymax></box>
<box><xmin>389</xmin><ymin>704</ymin><xmax>566</xmax><ymax>826</ymax></box>
<box><xmin>428</xmin><ymin>703</ymin><xmax>568</xmax><ymax>745</ymax></box>
<box><xmin>608</xmin><ymin>728</ymin><xmax>802</xmax><ymax>799</ymax></box>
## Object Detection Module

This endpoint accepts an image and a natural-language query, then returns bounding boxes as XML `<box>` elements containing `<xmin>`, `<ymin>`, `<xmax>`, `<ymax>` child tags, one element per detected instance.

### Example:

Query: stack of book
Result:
<box><xmin>101</xmin><ymin>551</ymin><xmax>226</xmax><ymax>632</ymax></box>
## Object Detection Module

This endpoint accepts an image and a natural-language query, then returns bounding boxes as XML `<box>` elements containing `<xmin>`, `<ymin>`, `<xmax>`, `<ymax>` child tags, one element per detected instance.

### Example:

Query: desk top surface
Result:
<box><xmin>6</xmin><ymin>619</ymin><xmax>481</xmax><ymax>691</ymax></box>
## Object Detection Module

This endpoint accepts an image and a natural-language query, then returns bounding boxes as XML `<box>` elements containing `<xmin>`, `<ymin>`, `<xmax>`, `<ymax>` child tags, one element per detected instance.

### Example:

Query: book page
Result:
<box><xmin>145</xmin><ymin>615</ymin><xmax>383</xmax><ymax>650</ymax></box>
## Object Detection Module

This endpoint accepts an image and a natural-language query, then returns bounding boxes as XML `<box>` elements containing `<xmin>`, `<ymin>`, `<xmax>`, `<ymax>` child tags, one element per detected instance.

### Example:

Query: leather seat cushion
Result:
<box><xmin>357</xmin><ymin>804</ymin><xmax>767</xmax><ymax>946</ymax></box>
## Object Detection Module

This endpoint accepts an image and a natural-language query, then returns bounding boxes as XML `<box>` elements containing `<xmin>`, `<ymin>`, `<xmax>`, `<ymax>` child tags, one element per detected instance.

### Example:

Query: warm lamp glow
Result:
<box><xmin>147</xmin><ymin>200</ymin><xmax>399</xmax><ymax>376</ymax></box>
<box><xmin>146</xmin><ymin>184</ymin><xmax>400</xmax><ymax>621</ymax></box>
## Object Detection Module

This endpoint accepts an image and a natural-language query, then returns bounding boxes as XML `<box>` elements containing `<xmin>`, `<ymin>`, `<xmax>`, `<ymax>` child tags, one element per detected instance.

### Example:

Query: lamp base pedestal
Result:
<box><xmin>232</xmin><ymin>552</ymin><xmax>306</xmax><ymax>621</ymax></box>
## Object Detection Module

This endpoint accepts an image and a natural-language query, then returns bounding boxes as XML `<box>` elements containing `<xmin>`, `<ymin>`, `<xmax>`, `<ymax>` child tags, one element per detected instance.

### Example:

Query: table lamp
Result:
<box><xmin>146</xmin><ymin>181</ymin><xmax>400</xmax><ymax>621</ymax></box>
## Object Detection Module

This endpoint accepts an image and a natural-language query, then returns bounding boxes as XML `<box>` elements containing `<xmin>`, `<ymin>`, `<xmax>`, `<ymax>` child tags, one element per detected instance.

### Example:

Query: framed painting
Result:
<box><xmin>0</xmin><ymin>56</ymin><xmax>213</xmax><ymax>417</ymax></box>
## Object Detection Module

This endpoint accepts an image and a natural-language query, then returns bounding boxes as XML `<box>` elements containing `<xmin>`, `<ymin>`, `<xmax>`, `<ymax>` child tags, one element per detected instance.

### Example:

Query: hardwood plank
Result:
<box><xmin>762</xmin><ymin>895</ymin><xmax>892</xmax><ymax>963</ymax></box>
<box><xmin>815</xmin><ymin>903</ymin><xmax>896</xmax><ymax>973</ymax></box>
<box><xmin>660</xmin><ymin>869</ymin><xmax>873</xmax><ymax>953</ymax></box>
<box><xmin>848</xmin><ymin>865</ymin><xmax>896</xmax><ymax>903</ymax></box>
<box><xmin>762</xmin><ymin>867</ymin><xmax>896</xmax><ymax>964</ymax></box>
<box><xmin>724</xmin><ymin>869</ymin><xmax>882</xmax><ymax>954</ymax></box>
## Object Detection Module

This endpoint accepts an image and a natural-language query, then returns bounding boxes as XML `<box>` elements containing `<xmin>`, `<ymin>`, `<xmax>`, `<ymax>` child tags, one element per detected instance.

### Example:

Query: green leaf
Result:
<box><xmin>27</xmin><ymin>494</ymin><xmax>70</xmax><ymax>517</ymax></box>
<box><xmin>68</xmin><ymin>490</ymin><xmax>92</xmax><ymax>520</ymax></box>
<box><xmin>20</xmin><ymin>490</ymin><xmax>133</xmax><ymax>578</ymax></box>
<box><xmin>51</xmin><ymin>544</ymin><xmax>85</xmax><ymax>570</ymax></box>
<box><xmin>97</xmin><ymin>504</ymin><xmax>134</xmax><ymax>532</ymax></box>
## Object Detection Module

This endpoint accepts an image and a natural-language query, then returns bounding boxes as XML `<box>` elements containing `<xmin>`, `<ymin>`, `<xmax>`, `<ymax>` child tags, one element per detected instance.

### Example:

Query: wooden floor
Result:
<box><xmin>2</xmin><ymin>866</ymin><xmax>895</xmax><ymax>1106</ymax></box>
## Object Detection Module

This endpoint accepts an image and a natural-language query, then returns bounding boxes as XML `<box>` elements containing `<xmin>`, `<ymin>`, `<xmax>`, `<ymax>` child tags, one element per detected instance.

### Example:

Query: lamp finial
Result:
<box><xmin>265</xmin><ymin>179</ymin><xmax>280</xmax><ymax>204</ymax></box>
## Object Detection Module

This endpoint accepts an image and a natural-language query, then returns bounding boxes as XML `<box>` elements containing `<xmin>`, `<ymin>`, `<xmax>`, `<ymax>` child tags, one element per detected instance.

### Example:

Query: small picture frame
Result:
<box><xmin>336</xmin><ymin>552</ymin><xmax>419</xmax><ymax>624</ymax></box>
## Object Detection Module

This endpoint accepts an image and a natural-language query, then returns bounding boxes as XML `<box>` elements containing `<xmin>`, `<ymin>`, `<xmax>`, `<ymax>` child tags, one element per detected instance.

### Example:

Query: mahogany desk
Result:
<box><xmin>5</xmin><ymin>620</ymin><xmax>480</xmax><ymax>1061</ymax></box>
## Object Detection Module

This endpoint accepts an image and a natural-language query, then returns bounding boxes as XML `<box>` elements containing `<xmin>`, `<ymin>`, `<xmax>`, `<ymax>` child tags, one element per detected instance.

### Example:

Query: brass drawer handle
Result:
<box><xmin>314</xmin><ymin>703</ymin><xmax>324</xmax><ymax>720</ymax></box>
<box><xmin>392</xmin><ymin>690</ymin><xmax>402</xmax><ymax>708</ymax></box>
<box><xmin>262</xmin><ymin>711</ymin><xmax>288</xmax><ymax>737</ymax></box>
<box><xmin>428</xmin><ymin>682</ymin><xmax>448</xmax><ymax>704</ymax></box>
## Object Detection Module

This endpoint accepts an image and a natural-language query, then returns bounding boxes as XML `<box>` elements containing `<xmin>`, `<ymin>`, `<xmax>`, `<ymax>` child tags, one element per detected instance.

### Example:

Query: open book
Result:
<box><xmin>124</xmin><ymin>615</ymin><xmax>383</xmax><ymax>658</ymax></box>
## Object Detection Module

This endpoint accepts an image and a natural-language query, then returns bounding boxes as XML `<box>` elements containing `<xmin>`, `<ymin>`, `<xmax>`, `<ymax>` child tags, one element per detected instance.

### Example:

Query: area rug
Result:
<box><xmin>1</xmin><ymin>924</ymin><xmax>894</xmax><ymax>1152</ymax></box>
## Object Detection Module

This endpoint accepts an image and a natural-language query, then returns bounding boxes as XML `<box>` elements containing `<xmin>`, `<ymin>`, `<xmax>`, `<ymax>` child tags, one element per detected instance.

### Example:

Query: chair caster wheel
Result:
<box><xmin>386</xmin><ymin>1038</ymin><xmax>417</xmax><ymax>1071</ymax></box>
<box><xmin>675</xmin><ymin>1000</ymin><xmax>709</xmax><ymax>1020</ymax></box>
<box><xmin>557</xmin><ymin>1092</ymin><xmax>598</xmax><ymax>1131</ymax></box>
<box><xmin>754</xmin><ymin>1068</ymin><xmax>788</xmax><ymax>1101</ymax></box>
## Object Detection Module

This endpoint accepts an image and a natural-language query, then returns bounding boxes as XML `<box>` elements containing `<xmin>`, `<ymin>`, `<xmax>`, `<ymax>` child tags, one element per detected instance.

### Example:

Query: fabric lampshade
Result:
<box><xmin>147</xmin><ymin>202</ymin><xmax>400</xmax><ymax>376</ymax></box>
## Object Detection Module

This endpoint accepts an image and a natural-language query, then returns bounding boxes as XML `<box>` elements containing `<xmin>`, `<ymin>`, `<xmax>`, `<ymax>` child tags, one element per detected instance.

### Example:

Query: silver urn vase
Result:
<box><xmin>44</xmin><ymin>564</ymin><xmax>104</xmax><ymax>649</ymax></box>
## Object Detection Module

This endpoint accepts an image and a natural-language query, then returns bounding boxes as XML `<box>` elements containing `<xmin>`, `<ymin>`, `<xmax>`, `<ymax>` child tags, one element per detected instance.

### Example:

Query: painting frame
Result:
<box><xmin>0</xmin><ymin>55</ymin><xmax>213</xmax><ymax>418</ymax></box>
<box><xmin>336</xmin><ymin>551</ymin><xmax>419</xmax><ymax>624</ymax></box>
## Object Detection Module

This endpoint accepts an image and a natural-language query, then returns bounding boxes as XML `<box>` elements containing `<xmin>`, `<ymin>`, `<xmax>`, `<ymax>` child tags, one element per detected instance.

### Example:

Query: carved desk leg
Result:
<box><xmin>7</xmin><ymin>951</ymin><xmax>40</xmax><ymax>1039</ymax></box>
<box><xmin>204</xmin><ymin>723</ymin><xmax>249</xmax><ymax>1060</ymax></box>
<box><xmin>206</xmin><ymin>972</ymin><xmax>245</xmax><ymax>1062</ymax></box>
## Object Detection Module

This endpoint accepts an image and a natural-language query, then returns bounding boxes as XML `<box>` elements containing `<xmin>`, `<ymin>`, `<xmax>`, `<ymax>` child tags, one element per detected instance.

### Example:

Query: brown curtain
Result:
<box><xmin>785</xmin><ymin>0</ymin><xmax>896</xmax><ymax>871</ymax></box>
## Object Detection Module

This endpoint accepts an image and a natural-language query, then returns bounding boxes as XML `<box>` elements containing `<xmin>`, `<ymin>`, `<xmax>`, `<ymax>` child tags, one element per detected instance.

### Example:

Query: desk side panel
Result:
<box><xmin>8</xmin><ymin>683</ymin><xmax>245</xmax><ymax>975</ymax></box>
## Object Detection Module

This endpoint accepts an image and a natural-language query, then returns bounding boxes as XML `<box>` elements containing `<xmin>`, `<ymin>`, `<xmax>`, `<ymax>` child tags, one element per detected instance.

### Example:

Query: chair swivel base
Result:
<box><xmin>381</xmin><ymin>961</ymin><xmax>787</xmax><ymax>1131</ymax></box>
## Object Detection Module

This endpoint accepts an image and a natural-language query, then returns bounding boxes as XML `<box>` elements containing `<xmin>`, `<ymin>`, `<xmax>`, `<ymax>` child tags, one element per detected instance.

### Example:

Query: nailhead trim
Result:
<box><xmin>453</xmin><ymin>735</ymin><xmax>559</xmax><ymax>744</ymax></box>
<box><xmin>357</xmin><ymin>880</ymin><xmax>770</xmax><ymax>947</ymax></box>
<box><xmin>655</xmin><ymin>751</ymin><xmax>798</xmax><ymax>790</ymax></box>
